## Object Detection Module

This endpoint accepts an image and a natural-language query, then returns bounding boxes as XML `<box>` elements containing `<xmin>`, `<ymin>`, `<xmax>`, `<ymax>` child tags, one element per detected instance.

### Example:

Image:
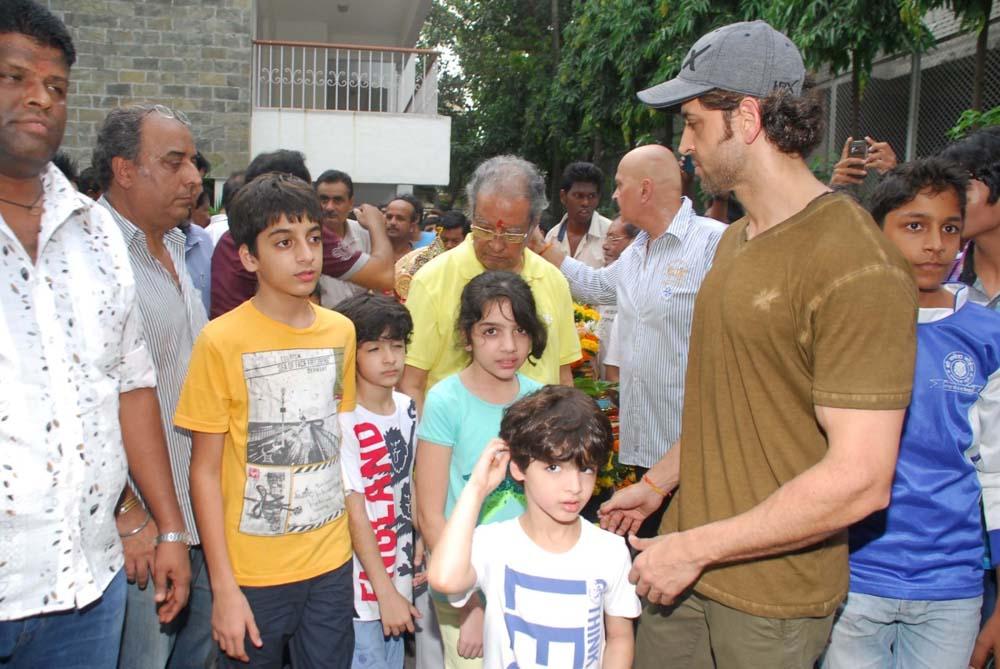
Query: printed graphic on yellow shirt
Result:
<box><xmin>240</xmin><ymin>347</ymin><xmax>346</xmax><ymax>536</ymax></box>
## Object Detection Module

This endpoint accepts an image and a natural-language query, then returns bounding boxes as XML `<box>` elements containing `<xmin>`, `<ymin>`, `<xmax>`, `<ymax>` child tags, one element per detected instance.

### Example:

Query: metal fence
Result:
<box><xmin>813</xmin><ymin>33</ymin><xmax>1000</xmax><ymax>173</ymax></box>
<box><xmin>253</xmin><ymin>40</ymin><xmax>440</xmax><ymax>114</ymax></box>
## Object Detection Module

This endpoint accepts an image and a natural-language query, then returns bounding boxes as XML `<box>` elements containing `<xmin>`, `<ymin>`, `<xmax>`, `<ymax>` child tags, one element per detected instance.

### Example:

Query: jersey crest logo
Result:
<box><xmin>944</xmin><ymin>351</ymin><xmax>976</xmax><ymax>385</ymax></box>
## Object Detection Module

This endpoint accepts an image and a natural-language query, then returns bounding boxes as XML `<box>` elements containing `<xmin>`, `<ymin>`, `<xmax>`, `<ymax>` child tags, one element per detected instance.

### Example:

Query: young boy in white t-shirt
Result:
<box><xmin>428</xmin><ymin>385</ymin><xmax>640</xmax><ymax>668</ymax></box>
<box><xmin>336</xmin><ymin>293</ymin><xmax>421</xmax><ymax>668</ymax></box>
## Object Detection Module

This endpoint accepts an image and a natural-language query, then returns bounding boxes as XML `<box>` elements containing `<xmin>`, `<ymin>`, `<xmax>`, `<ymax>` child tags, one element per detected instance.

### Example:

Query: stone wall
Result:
<box><xmin>46</xmin><ymin>0</ymin><xmax>253</xmax><ymax>179</ymax></box>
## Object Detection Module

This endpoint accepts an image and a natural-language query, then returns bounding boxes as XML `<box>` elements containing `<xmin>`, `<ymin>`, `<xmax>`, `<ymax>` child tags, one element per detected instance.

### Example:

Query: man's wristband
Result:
<box><xmin>642</xmin><ymin>473</ymin><xmax>670</xmax><ymax>497</ymax></box>
<box><xmin>156</xmin><ymin>531</ymin><xmax>193</xmax><ymax>546</ymax></box>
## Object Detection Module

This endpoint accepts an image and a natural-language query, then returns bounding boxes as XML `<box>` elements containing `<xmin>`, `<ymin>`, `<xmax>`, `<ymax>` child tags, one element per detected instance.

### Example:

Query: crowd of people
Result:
<box><xmin>5</xmin><ymin>1</ymin><xmax>1000</xmax><ymax>668</ymax></box>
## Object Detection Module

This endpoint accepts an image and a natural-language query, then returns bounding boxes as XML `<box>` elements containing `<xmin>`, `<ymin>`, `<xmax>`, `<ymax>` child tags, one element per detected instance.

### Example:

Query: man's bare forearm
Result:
<box><xmin>645</xmin><ymin>442</ymin><xmax>680</xmax><ymax>493</ymax></box>
<box><xmin>679</xmin><ymin>448</ymin><xmax>892</xmax><ymax>570</ymax></box>
<box><xmin>119</xmin><ymin>387</ymin><xmax>186</xmax><ymax>533</ymax></box>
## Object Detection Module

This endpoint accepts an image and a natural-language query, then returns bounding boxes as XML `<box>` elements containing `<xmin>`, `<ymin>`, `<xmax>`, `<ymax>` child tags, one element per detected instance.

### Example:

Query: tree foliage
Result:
<box><xmin>422</xmin><ymin>0</ymin><xmax>952</xmax><ymax>201</ymax></box>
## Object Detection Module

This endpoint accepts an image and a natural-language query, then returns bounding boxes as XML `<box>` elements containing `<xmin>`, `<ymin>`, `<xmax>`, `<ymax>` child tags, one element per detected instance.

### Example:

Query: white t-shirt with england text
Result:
<box><xmin>340</xmin><ymin>392</ymin><xmax>417</xmax><ymax>621</ymax></box>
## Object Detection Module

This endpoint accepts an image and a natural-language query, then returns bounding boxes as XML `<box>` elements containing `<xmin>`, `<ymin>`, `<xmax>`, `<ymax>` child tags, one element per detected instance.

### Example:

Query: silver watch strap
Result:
<box><xmin>155</xmin><ymin>531</ymin><xmax>192</xmax><ymax>546</ymax></box>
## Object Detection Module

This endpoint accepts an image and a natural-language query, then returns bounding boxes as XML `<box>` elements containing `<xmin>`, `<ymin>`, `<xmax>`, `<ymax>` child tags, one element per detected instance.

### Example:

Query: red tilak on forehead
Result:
<box><xmin>496</xmin><ymin>219</ymin><xmax>506</xmax><ymax>231</ymax></box>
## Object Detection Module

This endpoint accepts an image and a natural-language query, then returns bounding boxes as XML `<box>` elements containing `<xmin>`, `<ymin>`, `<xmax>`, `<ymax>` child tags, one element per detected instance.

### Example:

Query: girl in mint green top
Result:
<box><xmin>414</xmin><ymin>271</ymin><xmax>551</xmax><ymax>668</ymax></box>
<box><xmin>417</xmin><ymin>271</ymin><xmax>549</xmax><ymax>529</ymax></box>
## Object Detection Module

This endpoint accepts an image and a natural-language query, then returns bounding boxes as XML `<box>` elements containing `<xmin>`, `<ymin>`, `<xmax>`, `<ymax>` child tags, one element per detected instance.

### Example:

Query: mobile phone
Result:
<box><xmin>848</xmin><ymin>139</ymin><xmax>869</xmax><ymax>160</ymax></box>
<box><xmin>682</xmin><ymin>154</ymin><xmax>695</xmax><ymax>175</ymax></box>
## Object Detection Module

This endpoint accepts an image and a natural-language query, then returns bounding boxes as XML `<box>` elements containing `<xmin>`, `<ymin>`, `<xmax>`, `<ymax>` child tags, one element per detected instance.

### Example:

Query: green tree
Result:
<box><xmin>421</xmin><ymin>0</ymin><xmax>569</xmax><ymax>209</ymax></box>
<box><xmin>762</xmin><ymin>1</ymin><xmax>931</xmax><ymax>138</ymax></box>
<box><xmin>924</xmin><ymin>0</ymin><xmax>992</xmax><ymax>111</ymax></box>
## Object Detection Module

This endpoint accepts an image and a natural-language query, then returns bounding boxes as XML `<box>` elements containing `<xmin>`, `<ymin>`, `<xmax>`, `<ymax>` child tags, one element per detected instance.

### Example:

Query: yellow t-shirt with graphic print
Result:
<box><xmin>175</xmin><ymin>300</ymin><xmax>356</xmax><ymax>587</ymax></box>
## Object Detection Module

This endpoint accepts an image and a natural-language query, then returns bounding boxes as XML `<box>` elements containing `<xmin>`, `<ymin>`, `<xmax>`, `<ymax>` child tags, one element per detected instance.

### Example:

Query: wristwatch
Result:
<box><xmin>155</xmin><ymin>531</ymin><xmax>193</xmax><ymax>546</ymax></box>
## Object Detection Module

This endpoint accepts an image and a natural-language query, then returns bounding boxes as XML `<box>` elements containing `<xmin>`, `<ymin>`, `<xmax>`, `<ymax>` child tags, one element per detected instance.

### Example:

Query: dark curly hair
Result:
<box><xmin>457</xmin><ymin>271</ymin><xmax>547</xmax><ymax>364</ymax></box>
<box><xmin>699</xmin><ymin>78</ymin><xmax>825</xmax><ymax>157</ymax></box>
<box><xmin>501</xmin><ymin>385</ymin><xmax>612</xmax><ymax>473</ymax></box>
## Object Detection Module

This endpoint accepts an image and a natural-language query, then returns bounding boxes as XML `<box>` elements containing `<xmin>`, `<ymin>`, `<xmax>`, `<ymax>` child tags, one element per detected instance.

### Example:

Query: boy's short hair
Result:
<box><xmin>501</xmin><ymin>385</ymin><xmax>612</xmax><ymax>473</ymax></box>
<box><xmin>334</xmin><ymin>293</ymin><xmax>414</xmax><ymax>345</ymax></box>
<box><xmin>940</xmin><ymin>131</ymin><xmax>1000</xmax><ymax>205</ymax></box>
<box><xmin>228</xmin><ymin>173</ymin><xmax>322</xmax><ymax>254</ymax></box>
<box><xmin>869</xmin><ymin>157</ymin><xmax>969</xmax><ymax>228</ymax></box>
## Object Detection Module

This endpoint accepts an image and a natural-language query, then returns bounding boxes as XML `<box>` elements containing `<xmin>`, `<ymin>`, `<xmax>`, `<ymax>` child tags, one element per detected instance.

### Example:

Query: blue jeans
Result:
<box><xmin>822</xmin><ymin>591</ymin><xmax>982</xmax><ymax>669</ymax></box>
<box><xmin>0</xmin><ymin>569</ymin><xmax>126</xmax><ymax>668</ymax></box>
<box><xmin>351</xmin><ymin>620</ymin><xmax>404</xmax><ymax>669</ymax></box>
<box><xmin>222</xmin><ymin>561</ymin><xmax>354</xmax><ymax>669</ymax></box>
<box><xmin>118</xmin><ymin>546</ymin><xmax>215</xmax><ymax>669</ymax></box>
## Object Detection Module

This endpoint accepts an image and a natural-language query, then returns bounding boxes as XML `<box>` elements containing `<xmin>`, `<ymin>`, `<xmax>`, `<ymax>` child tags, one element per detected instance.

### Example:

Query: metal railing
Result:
<box><xmin>253</xmin><ymin>39</ymin><xmax>440</xmax><ymax>114</ymax></box>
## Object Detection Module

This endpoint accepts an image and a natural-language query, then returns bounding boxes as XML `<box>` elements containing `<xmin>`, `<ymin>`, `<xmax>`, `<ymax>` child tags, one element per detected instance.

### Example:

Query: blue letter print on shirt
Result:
<box><xmin>502</xmin><ymin>566</ymin><xmax>590</xmax><ymax>667</ymax></box>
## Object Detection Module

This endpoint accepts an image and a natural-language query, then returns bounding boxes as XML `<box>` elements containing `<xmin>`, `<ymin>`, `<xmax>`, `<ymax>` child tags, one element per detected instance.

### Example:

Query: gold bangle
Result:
<box><xmin>643</xmin><ymin>473</ymin><xmax>669</xmax><ymax>497</ymax></box>
<box><xmin>117</xmin><ymin>495</ymin><xmax>141</xmax><ymax>516</ymax></box>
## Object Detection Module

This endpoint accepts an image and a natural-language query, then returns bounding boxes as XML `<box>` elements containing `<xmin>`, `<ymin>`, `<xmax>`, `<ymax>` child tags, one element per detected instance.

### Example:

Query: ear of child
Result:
<box><xmin>468</xmin><ymin>438</ymin><xmax>511</xmax><ymax>495</ymax></box>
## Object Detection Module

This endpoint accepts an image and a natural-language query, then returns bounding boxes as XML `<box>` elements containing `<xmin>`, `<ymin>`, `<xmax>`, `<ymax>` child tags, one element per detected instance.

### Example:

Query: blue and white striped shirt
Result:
<box><xmin>101</xmin><ymin>198</ymin><xmax>208</xmax><ymax>543</ymax></box>
<box><xmin>561</xmin><ymin>197</ymin><xmax>724</xmax><ymax>468</ymax></box>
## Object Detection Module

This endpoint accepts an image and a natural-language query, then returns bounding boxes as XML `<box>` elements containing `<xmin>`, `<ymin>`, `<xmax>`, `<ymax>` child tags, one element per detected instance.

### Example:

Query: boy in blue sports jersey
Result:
<box><xmin>823</xmin><ymin>158</ymin><xmax>1000</xmax><ymax>669</ymax></box>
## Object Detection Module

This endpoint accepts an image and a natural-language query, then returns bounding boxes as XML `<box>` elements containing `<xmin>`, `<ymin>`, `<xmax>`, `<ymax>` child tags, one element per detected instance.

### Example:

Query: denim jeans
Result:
<box><xmin>118</xmin><ymin>546</ymin><xmax>215</xmax><ymax>669</ymax></box>
<box><xmin>822</xmin><ymin>591</ymin><xmax>982</xmax><ymax>669</ymax></box>
<box><xmin>0</xmin><ymin>569</ymin><xmax>126</xmax><ymax>668</ymax></box>
<box><xmin>351</xmin><ymin>619</ymin><xmax>404</xmax><ymax>669</ymax></box>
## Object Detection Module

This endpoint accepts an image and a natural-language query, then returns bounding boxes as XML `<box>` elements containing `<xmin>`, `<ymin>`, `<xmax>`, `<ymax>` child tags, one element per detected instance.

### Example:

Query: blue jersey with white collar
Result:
<box><xmin>849</xmin><ymin>284</ymin><xmax>1000</xmax><ymax>600</ymax></box>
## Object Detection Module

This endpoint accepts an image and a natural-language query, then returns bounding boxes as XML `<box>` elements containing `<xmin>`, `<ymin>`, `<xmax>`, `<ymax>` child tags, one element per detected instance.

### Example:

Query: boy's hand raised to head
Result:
<box><xmin>467</xmin><ymin>439</ymin><xmax>511</xmax><ymax>496</ymax></box>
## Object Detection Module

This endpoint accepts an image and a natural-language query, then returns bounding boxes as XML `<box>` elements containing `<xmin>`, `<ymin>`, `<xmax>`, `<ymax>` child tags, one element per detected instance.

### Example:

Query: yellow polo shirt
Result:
<box><xmin>404</xmin><ymin>237</ymin><xmax>581</xmax><ymax>389</ymax></box>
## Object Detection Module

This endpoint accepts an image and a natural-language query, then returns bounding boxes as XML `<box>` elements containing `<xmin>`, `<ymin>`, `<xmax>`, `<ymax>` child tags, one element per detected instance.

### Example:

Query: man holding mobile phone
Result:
<box><xmin>830</xmin><ymin>135</ymin><xmax>898</xmax><ymax>187</ymax></box>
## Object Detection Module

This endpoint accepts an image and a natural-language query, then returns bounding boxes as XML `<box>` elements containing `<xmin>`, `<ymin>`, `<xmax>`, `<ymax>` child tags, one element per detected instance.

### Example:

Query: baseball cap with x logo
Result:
<box><xmin>637</xmin><ymin>20</ymin><xmax>805</xmax><ymax>109</ymax></box>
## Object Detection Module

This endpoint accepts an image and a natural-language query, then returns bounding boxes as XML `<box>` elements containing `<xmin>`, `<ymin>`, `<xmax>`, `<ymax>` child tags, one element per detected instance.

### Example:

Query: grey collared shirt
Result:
<box><xmin>100</xmin><ymin>197</ymin><xmax>207</xmax><ymax>543</ymax></box>
<box><xmin>560</xmin><ymin>198</ymin><xmax>725</xmax><ymax>468</ymax></box>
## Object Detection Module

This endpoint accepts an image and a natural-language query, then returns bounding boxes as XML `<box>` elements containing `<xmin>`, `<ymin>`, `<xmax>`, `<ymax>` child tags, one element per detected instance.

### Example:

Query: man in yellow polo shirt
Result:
<box><xmin>399</xmin><ymin>155</ymin><xmax>581</xmax><ymax>410</ymax></box>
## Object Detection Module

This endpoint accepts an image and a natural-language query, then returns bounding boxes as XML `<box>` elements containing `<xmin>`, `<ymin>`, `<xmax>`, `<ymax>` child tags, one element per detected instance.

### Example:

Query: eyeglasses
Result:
<box><xmin>470</xmin><ymin>223</ymin><xmax>529</xmax><ymax>245</ymax></box>
<box><xmin>131</xmin><ymin>103</ymin><xmax>191</xmax><ymax>127</ymax></box>
<box><xmin>605</xmin><ymin>234</ymin><xmax>629</xmax><ymax>244</ymax></box>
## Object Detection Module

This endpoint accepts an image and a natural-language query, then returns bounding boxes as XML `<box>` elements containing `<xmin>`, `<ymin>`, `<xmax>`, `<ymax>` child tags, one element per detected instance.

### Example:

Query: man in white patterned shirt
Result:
<box><xmin>530</xmin><ymin>145</ymin><xmax>724</xmax><ymax>531</ymax></box>
<box><xmin>95</xmin><ymin>104</ymin><xmax>213</xmax><ymax>669</ymax></box>
<box><xmin>0</xmin><ymin>3</ymin><xmax>190</xmax><ymax>667</ymax></box>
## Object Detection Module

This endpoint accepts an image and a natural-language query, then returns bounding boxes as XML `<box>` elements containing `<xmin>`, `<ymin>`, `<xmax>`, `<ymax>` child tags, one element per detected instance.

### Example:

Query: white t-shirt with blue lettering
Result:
<box><xmin>456</xmin><ymin>517</ymin><xmax>640</xmax><ymax>668</ymax></box>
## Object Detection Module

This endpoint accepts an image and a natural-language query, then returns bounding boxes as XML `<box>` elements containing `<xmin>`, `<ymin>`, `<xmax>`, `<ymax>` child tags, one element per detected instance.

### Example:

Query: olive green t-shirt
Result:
<box><xmin>664</xmin><ymin>192</ymin><xmax>917</xmax><ymax>619</ymax></box>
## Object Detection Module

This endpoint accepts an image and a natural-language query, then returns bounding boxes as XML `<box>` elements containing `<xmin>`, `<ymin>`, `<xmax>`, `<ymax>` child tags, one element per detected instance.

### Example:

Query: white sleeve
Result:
<box><xmin>971</xmin><ymin>367</ymin><xmax>1000</xmax><ymax>565</ymax></box>
<box><xmin>339</xmin><ymin>413</ymin><xmax>365</xmax><ymax>494</ymax></box>
<box><xmin>603</xmin><ymin>317</ymin><xmax>622</xmax><ymax>368</ymax></box>
<box><xmin>602</xmin><ymin>535</ymin><xmax>641</xmax><ymax>618</ymax></box>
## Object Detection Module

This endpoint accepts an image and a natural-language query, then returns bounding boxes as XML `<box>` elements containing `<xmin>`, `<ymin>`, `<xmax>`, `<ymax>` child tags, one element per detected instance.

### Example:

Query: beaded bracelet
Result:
<box><xmin>119</xmin><ymin>510</ymin><xmax>151</xmax><ymax>538</ymax></box>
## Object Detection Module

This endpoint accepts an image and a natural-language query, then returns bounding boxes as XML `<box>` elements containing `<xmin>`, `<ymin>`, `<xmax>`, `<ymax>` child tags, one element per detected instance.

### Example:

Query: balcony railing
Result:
<box><xmin>253</xmin><ymin>39</ymin><xmax>440</xmax><ymax>114</ymax></box>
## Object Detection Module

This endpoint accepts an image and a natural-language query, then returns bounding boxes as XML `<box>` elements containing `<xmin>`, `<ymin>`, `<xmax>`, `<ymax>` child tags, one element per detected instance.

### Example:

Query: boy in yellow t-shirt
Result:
<box><xmin>176</xmin><ymin>173</ymin><xmax>369</xmax><ymax>668</ymax></box>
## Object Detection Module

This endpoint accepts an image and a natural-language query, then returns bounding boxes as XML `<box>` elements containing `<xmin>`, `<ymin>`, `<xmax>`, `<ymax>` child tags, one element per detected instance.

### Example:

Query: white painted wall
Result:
<box><xmin>251</xmin><ymin>109</ymin><xmax>451</xmax><ymax>186</ymax></box>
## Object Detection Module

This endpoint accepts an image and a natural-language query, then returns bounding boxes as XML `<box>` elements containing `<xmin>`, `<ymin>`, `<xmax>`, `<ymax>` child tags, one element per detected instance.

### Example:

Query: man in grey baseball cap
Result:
<box><xmin>608</xmin><ymin>20</ymin><xmax>919</xmax><ymax>669</ymax></box>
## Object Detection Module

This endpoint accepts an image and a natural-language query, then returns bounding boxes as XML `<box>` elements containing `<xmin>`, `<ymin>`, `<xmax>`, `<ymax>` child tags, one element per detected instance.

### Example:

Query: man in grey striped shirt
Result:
<box><xmin>95</xmin><ymin>104</ymin><xmax>213</xmax><ymax>669</ymax></box>
<box><xmin>530</xmin><ymin>144</ymin><xmax>724</xmax><ymax>521</ymax></box>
